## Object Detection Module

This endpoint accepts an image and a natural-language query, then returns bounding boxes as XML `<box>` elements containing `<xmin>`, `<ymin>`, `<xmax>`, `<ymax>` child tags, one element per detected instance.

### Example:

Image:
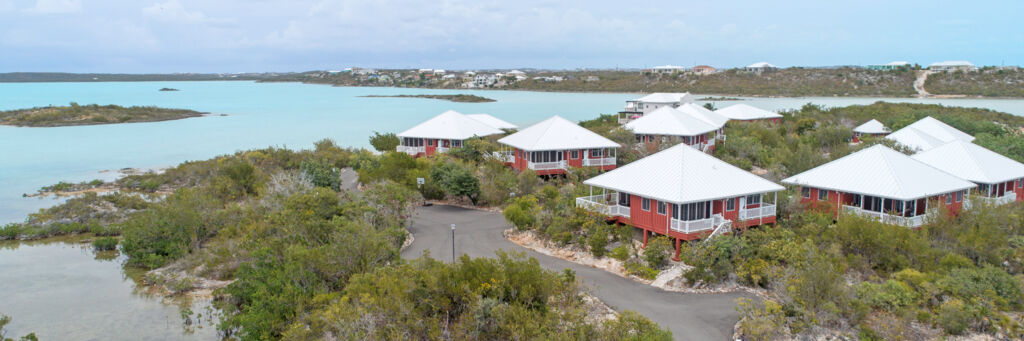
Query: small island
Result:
<box><xmin>698</xmin><ymin>96</ymin><xmax>742</xmax><ymax>101</ymax></box>
<box><xmin>0</xmin><ymin>103</ymin><xmax>205</xmax><ymax>127</ymax></box>
<box><xmin>360</xmin><ymin>94</ymin><xmax>496</xmax><ymax>102</ymax></box>
<box><xmin>159</xmin><ymin>87</ymin><xmax>180</xmax><ymax>91</ymax></box>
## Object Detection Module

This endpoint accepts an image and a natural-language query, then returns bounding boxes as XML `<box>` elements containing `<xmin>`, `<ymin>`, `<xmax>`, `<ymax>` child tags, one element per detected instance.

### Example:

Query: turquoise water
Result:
<box><xmin>4</xmin><ymin>81</ymin><xmax>1024</xmax><ymax>224</ymax></box>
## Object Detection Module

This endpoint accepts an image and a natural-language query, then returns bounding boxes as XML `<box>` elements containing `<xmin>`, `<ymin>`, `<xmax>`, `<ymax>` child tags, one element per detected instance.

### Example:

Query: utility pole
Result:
<box><xmin>450</xmin><ymin>224</ymin><xmax>456</xmax><ymax>263</ymax></box>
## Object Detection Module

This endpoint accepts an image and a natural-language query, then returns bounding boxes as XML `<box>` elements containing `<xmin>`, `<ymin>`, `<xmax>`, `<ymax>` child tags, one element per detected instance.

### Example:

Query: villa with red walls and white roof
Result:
<box><xmin>618</xmin><ymin>92</ymin><xmax>695</xmax><ymax>123</ymax></box>
<box><xmin>396</xmin><ymin>110</ymin><xmax>510</xmax><ymax>157</ymax></box>
<box><xmin>623</xmin><ymin>106</ymin><xmax>723</xmax><ymax>153</ymax></box>
<box><xmin>782</xmin><ymin>145</ymin><xmax>976</xmax><ymax>227</ymax></box>
<box><xmin>498</xmin><ymin>116</ymin><xmax>620</xmax><ymax>175</ymax></box>
<box><xmin>714</xmin><ymin>103</ymin><xmax>783</xmax><ymax>124</ymax></box>
<box><xmin>912</xmin><ymin>140</ymin><xmax>1024</xmax><ymax>206</ymax></box>
<box><xmin>852</xmin><ymin>119</ymin><xmax>890</xmax><ymax>142</ymax></box>
<box><xmin>886</xmin><ymin>116</ymin><xmax>974</xmax><ymax>152</ymax></box>
<box><xmin>576</xmin><ymin>143</ymin><xmax>784</xmax><ymax>259</ymax></box>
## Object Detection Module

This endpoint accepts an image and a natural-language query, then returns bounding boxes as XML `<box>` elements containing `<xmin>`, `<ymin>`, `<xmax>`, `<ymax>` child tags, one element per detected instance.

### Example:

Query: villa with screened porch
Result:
<box><xmin>396</xmin><ymin>110</ymin><xmax>511</xmax><ymax>157</ymax></box>
<box><xmin>623</xmin><ymin>105</ymin><xmax>726</xmax><ymax>153</ymax></box>
<box><xmin>782</xmin><ymin>145</ymin><xmax>975</xmax><ymax>228</ymax></box>
<box><xmin>497</xmin><ymin>116</ymin><xmax>620</xmax><ymax>176</ymax></box>
<box><xmin>618</xmin><ymin>92</ymin><xmax>696</xmax><ymax>123</ymax></box>
<box><xmin>576</xmin><ymin>144</ymin><xmax>784</xmax><ymax>259</ymax></box>
<box><xmin>912</xmin><ymin>140</ymin><xmax>1024</xmax><ymax>206</ymax></box>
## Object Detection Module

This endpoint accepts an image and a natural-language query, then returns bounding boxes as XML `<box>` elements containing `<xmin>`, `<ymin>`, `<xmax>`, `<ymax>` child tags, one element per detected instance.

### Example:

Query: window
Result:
<box><xmin>727</xmin><ymin>198</ymin><xmax>735</xmax><ymax>211</ymax></box>
<box><xmin>571</xmin><ymin>150</ymin><xmax>579</xmax><ymax>159</ymax></box>
<box><xmin>852</xmin><ymin>194</ymin><xmax>862</xmax><ymax>207</ymax></box>
<box><xmin>452</xmin><ymin>140</ymin><xmax>462</xmax><ymax>148</ymax></box>
<box><xmin>747</xmin><ymin>193</ymin><xmax>762</xmax><ymax>205</ymax></box>
<box><xmin>641</xmin><ymin>198</ymin><xmax>650</xmax><ymax>211</ymax></box>
<box><xmin>956</xmin><ymin>190</ymin><xmax>962</xmax><ymax>202</ymax></box>
<box><xmin>672</xmin><ymin>204</ymin><xmax>679</xmax><ymax>219</ymax></box>
<box><xmin>817</xmin><ymin>189</ymin><xmax>828</xmax><ymax>201</ymax></box>
<box><xmin>677</xmin><ymin>201</ymin><xmax>711</xmax><ymax>221</ymax></box>
<box><xmin>618</xmin><ymin>193</ymin><xmax>631</xmax><ymax>207</ymax></box>
<box><xmin>801</xmin><ymin>187</ymin><xmax>810</xmax><ymax>198</ymax></box>
<box><xmin>590</xmin><ymin>149</ymin><xmax>604</xmax><ymax>158</ymax></box>
<box><xmin>657</xmin><ymin>201</ymin><xmax>666</xmax><ymax>215</ymax></box>
<box><xmin>946</xmin><ymin>194</ymin><xmax>952</xmax><ymax>204</ymax></box>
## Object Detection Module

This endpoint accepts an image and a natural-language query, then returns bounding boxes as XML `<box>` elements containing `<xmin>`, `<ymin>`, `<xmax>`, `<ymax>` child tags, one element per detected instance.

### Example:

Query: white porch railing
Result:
<box><xmin>396</xmin><ymin>145</ymin><xmax>425</xmax><ymax>155</ymax></box>
<box><xmin>491</xmin><ymin>152</ymin><xmax>515</xmax><ymax>163</ymax></box>
<box><xmin>979</xmin><ymin>193</ymin><xmax>1017</xmax><ymax>206</ymax></box>
<box><xmin>575</xmin><ymin>195</ymin><xmax>630</xmax><ymax>218</ymax></box>
<box><xmin>670</xmin><ymin>214</ymin><xmax>726</xmax><ymax>234</ymax></box>
<box><xmin>738</xmin><ymin>204</ymin><xmax>776</xmax><ymax>221</ymax></box>
<box><xmin>842</xmin><ymin>205</ymin><xmax>926</xmax><ymax>228</ymax></box>
<box><xmin>528</xmin><ymin>160</ymin><xmax>567</xmax><ymax>171</ymax></box>
<box><xmin>436</xmin><ymin>147</ymin><xmax>450</xmax><ymax>153</ymax></box>
<box><xmin>582</xmin><ymin>157</ymin><xmax>616</xmax><ymax>167</ymax></box>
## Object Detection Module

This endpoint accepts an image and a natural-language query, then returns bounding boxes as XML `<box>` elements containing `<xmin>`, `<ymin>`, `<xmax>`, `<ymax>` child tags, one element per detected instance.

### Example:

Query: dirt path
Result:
<box><xmin>914</xmin><ymin>70</ymin><xmax>934</xmax><ymax>97</ymax></box>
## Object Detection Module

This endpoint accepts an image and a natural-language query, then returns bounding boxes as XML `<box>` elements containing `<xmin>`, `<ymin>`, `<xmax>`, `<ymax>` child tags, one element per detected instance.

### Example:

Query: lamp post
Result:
<box><xmin>450</xmin><ymin>223</ymin><xmax>456</xmax><ymax>263</ymax></box>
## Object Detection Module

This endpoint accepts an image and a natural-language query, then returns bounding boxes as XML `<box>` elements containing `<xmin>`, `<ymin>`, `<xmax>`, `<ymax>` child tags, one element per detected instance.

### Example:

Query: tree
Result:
<box><xmin>368</xmin><ymin>131</ymin><xmax>400</xmax><ymax>152</ymax></box>
<box><xmin>644</xmin><ymin>236</ymin><xmax>672</xmax><ymax>269</ymax></box>
<box><xmin>429</xmin><ymin>161</ymin><xmax>480</xmax><ymax>204</ymax></box>
<box><xmin>300</xmin><ymin>159</ymin><xmax>341</xmax><ymax>191</ymax></box>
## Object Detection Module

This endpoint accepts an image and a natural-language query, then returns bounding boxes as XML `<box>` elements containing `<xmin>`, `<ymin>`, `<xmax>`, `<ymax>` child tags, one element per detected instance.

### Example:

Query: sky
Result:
<box><xmin>0</xmin><ymin>0</ymin><xmax>1022</xmax><ymax>73</ymax></box>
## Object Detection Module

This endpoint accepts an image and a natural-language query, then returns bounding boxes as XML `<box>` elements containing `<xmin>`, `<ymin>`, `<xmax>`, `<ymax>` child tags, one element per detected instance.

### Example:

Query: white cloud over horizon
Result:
<box><xmin>0</xmin><ymin>0</ymin><xmax>1021</xmax><ymax>73</ymax></box>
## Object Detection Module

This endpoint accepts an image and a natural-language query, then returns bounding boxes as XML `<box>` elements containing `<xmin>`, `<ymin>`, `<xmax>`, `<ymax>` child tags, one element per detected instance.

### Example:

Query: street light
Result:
<box><xmin>450</xmin><ymin>223</ymin><xmax>456</xmax><ymax>263</ymax></box>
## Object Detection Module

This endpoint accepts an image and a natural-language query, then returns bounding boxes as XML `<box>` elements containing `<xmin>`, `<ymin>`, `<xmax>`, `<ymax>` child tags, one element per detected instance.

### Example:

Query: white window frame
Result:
<box><xmin>727</xmin><ymin>198</ymin><xmax>735</xmax><ymax>211</ymax></box>
<box><xmin>817</xmin><ymin>189</ymin><xmax>828</xmax><ymax>201</ymax></box>
<box><xmin>657</xmin><ymin>201</ymin><xmax>666</xmax><ymax>215</ymax></box>
<box><xmin>641</xmin><ymin>198</ymin><xmax>650</xmax><ymax>211</ymax></box>
<box><xmin>801</xmin><ymin>187</ymin><xmax>810</xmax><ymax>198</ymax></box>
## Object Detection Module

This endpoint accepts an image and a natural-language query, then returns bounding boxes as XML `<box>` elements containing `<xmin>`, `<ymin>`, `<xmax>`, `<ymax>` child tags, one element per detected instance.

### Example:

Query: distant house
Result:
<box><xmin>744</xmin><ymin>62</ymin><xmax>777</xmax><ymax>73</ymax></box>
<box><xmin>585</xmin><ymin>76</ymin><xmax>600</xmax><ymax>82</ymax></box>
<box><xmin>433</xmin><ymin>69</ymin><xmax>446</xmax><ymax>75</ymax></box>
<box><xmin>867</xmin><ymin>61</ymin><xmax>911</xmax><ymax>71</ymax></box>
<box><xmin>650</xmin><ymin>65</ymin><xmax>687</xmax><ymax>74</ymax></box>
<box><xmin>691</xmin><ymin>65</ymin><xmax>717</xmax><ymax>75</ymax></box>
<box><xmin>577</xmin><ymin>144</ymin><xmax>784</xmax><ymax>258</ymax></box>
<box><xmin>351</xmin><ymin>67</ymin><xmax>376</xmax><ymax>75</ymax></box>
<box><xmin>619</xmin><ymin>92</ymin><xmax>696</xmax><ymax>123</ymax></box>
<box><xmin>624</xmin><ymin>106</ymin><xmax>723</xmax><ymax>153</ymax></box>
<box><xmin>782</xmin><ymin>145</ymin><xmax>975</xmax><ymax>228</ymax></box>
<box><xmin>714</xmin><ymin>104</ymin><xmax>782</xmax><ymax>124</ymax></box>
<box><xmin>886</xmin><ymin>116</ymin><xmax>974</xmax><ymax>152</ymax></box>
<box><xmin>474</xmin><ymin>74</ymin><xmax>498</xmax><ymax>87</ymax></box>
<box><xmin>928</xmin><ymin>61</ymin><xmax>976</xmax><ymax>72</ymax></box>
<box><xmin>441</xmin><ymin>74</ymin><xmax>456</xmax><ymax>80</ymax></box>
<box><xmin>463</xmin><ymin>71</ymin><xmax>476</xmax><ymax>78</ymax></box>
<box><xmin>852</xmin><ymin>119</ymin><xmax>890</xmax><ymax>142</ymax></box>
<box><xmin>397</xmin><ymin>110</ymin><xmax>505</xmax><ymax>157</ymax></box>
<box><xmin>506</xmin><ymin>70</ymin><xmax>526</xmax><ymax>76</ymax></box>
<box><xmin>912</xmin><ymin>140</ymin><xmax>1024</xmax><ymax>206</ymax></box>
<box><xmin>498</xmin><ymin>116</ymin><xmax>620</xmax><ymax>176</ymax></box>
<box><xmin>417</xmin><ymin>68</ymin><xmax>434</xmax><ymax>74</ymax></box>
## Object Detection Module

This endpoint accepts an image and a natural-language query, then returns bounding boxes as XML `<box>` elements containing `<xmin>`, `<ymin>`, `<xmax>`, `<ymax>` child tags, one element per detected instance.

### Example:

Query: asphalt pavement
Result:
<box><xmin>401</xmin><ymin>204</ymin><xmax>748</xmax><ymax>341</ymax></box>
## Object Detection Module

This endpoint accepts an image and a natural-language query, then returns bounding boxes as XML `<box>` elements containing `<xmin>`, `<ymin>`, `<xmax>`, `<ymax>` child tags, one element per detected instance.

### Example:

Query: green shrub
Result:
<box><xmin>368</xmin><ymin>131</ymin><xmax>399</xmax><ymax>152</ymax></box>
<box><xmin>610</xmin><ymin>245</ymin><xmax>631</xmax><ymax>261</ymax></box>
<box><xmin>937</xmin><ymin>299</ymin><xmax>975</xmax><ymax>335</ymax></box>
<box><xmin>624</xmin><ymin>260</ymin><xmax>659</xmax><ymax>280</ymax></box>
<box><xmin>503</xmin><ymin>195</ymin><xmax>538</xmax><ymax>230</ymax></box>
<box><xmin>92</xmin><ymin>237</ymin><xmax>119</xmax><ymax>251</ymax></box>
<box><xmin>587</xmin><ymin>225</ymin><xmax>609</xmax><ymax>258</ymax></box>
<box><xmin>643</xmin><ymin>236</ymin><xmax>672</xmax><ymax>269</ymax></box>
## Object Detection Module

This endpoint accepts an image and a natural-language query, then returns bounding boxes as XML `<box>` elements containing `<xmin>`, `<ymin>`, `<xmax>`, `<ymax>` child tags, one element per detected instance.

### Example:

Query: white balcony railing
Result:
<box><xmin>575</xmin><ymin>195</ymin><xmax>630</xmax><ymax>218</ymax></box>
<box><xmin>670</xmin><ymin>214</ymin><xmax>726</xmax><ymax>234</ymax></box>
<box><xmin>582</xmin><ymin>157</ymin><xmax>616</xmax><ymax>167</ymax></box>
<box><xmin>738</xmin><ymin>204</ymin><xmax>776</xmax><ymax>221</ymax></box>
<box><xmin>491</xmin><ymin>152</ymin><xmax>515</xmax><ymax>163</ymax></box>
<box><xmin>979</xmin><ymin>193</ymin><xmax>1017</xmax><ymax>206</ymax></box>
<box><xmin>436</xmin><ymin>146</ymin><xmax>450</xmax><ymax>153</ymax></box>
<box><xmin>528</xmin><ymin>160</ymin><xmax>567</xmax><ymax>171</ymax></box>
<box><xmin>396</xmin><ymin>145</ymin><xmax>425</xmax><ymax>155</ymax></box>
<box><xmin>842</xmin><ymin>205</ymin><xmax>926</xmax><ymax>228</ymax></box>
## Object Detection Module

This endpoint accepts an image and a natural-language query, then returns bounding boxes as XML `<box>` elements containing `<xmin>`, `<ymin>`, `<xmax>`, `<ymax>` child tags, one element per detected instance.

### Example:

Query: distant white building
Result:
<box><xmin>433</xmin><ymin>69</ymin><xmax>447</xmax><ymax>75</ymax></box>
<box><xmin>418</xmin><ymin>68</ymin><xmax>434</xmax><ymax>74</ymax></box>
<box><xmin>441</xmin><ymin>74</ymin><xmax>456</xmax><ymax>80</ymax></box>
<box><xmin>463</xmin><ymin>71</ymin><xmax>476</xmax><ymax>77</ymax></box>
<box><xmin>351</xmin><ymin>67</ymin><xmax>376</xmax><ymax>75</ymax></box>
<box><xmin>507</xmin><ymin>70</ymin><xmax>526</xmax><ymax>76</ymax></box>
<box><xmin>474</xmin><ymin>74</ymin><xmax>498</xmax><ymax>87</ymax></box>
<box><xmin>619</xmin><ymin>92</ymin><xmax>697</xmax><ymax>123</ymax></box>
<box><xmin>744</xmin><ymin>62</ymin><xmax>777</xmax><ymax>73</ymax></box>
<box><xmin>867</xmin><ymin>61</ymin><xmax>911</xmax><ymax>71</ymax></box>
<box><xmin>651</xmin><ymin>65</ymin><xmax>687</xmax><ymax>74</ymax></box>
<box><xmin>929</xmin><ymin>61</ymin><xmax>976</xmax><ymax>72</ymax></box>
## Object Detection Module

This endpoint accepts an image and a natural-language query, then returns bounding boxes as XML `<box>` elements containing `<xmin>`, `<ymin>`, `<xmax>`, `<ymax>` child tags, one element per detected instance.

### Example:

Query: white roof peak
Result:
<box><xmin>498</xmin><ymin>116</ymin><xmax>619</xmax><ymax>151</ymax></box>
<box><xmin>584</xmin><ymin>143</ymin><xmax>783</xmax><ymax>204</ymax></box>
<box><xmin>853</xmin><ymin>119</ymin><xmax>890</xmax><ymax>134</ymax></box>
<box><xmin>913</xmin><ymin>140</ymin><xmax>1024</xmax><ymax>185</ymax></box>
<box><xmin>886</xmin><ymin>116</ymin><xmax>974</xmax><ymax>152</ymax></box>
<box><xmin>397</xmin><ymin>110</ymin><xmax>503</xmax><ymax>140</ymax></box>
<box><xmin>624</xmin><ymin>107</ymin><xmax>718</xmax><ymax>136</ymax></box>
<box><xmin>715</xmin><ymin>103</ymin><xmax>782</xmax><ymax>121</ymax></box>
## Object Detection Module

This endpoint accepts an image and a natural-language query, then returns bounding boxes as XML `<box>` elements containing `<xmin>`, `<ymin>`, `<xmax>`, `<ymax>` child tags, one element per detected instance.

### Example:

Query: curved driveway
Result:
<box><xmin>402</xmin><ymin>205</ymin><xmax>747</xmax><ymax>341</ymax></box>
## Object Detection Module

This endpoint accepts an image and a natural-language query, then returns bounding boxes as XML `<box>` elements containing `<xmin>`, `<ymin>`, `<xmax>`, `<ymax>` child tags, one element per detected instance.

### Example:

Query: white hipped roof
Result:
<box><xmin>652</xmin><ymin>65</ymin><xmax>686</xmax><ymax>70</ymax></box>
<box><xmin>887</xmin><ymin>61</ymin><xmax>911</xmax><ymax>66</ymax></box>
<box><xmin>584</xmin><ymin>143</ymin><xmax>784</xmax><ymax>204</ymax></box>
<box><xmin>912</xmin><ymin>140</ymin><xmax>1024</xmax><ymax>185</ymax></box>
<box><xmin>634</xmin><ymin>92</ymin><xmax>695</xmax><ymax>104</ymax></box>
<box><xmin>679</xmin><ymin>103</ymin><xmax>729</xmax><ymax>128</ymax></box>
<box><xmin>624</xmin><ymin>107</ymin><xmax>719</xmax><ymax>136</ymax></box>
<box><xmin>853</xmin><ymin>119</ymin><xmax>890</xmax><ymax>134</ymax></box>
<box><xmin>930</xmin><ymin>61</ymin><xmax>974</xmax><ymax>67</ymax></box>
<box><xmin>397</xmin><ymin>110</ymin><xmax>504</xmax><ymax>140</ymax></box>
<box><xmin>466</xmin><ymin>114</ymin><xmax>518</xmax><ymax>130</ymax></box>
<box><xmin>782</xmin><ymin>145</ymin><xmax>975</xmax><ymax>200</ymax></box>
<box><xmin>747</xmin><ymin>62</ymin><xmax>776</xmax><ymax>68</ymax></box>
<box><xmin>886</xmin><ymin>116</ymin><xmax>974</xmax><ymax>152</ymax></box>
<box><xmin>715</xmin><ymin>103</ymin><xmax>783</xmax><ymax>121</ymax></box>
<box><xmin>498</xmin><ymin>116</ymin><xmax>619</xmax><ymax>151</ymax></box>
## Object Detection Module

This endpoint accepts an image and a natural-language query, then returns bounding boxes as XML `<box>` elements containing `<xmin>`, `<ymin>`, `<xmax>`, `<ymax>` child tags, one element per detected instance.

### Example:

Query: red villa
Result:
<box><xmin>782</xmin><ymin>145</ymin><xmax>976</xmax><ymax>227</ymax></box>
<box><xmin>498</xmin><ymin>116</ymin><xmax>620</xmax><ymax>175</ymax></box>
<box><xmin>912</xmin><ymin>140</ymin><xmax>1024</xmax><ymax>206</ymax></box>
<box><xmin>852</xmin><ymin>119</ymin><xmax>890</xmax><ymax>142</ymax></box>
<box><xmin>576</xmin><ymin>144</ymin><xmax>784</xmax><ymax>259</ymax></box>
<box><xmin>714</xmin><ymin>104</ymin><xmax>782</xmax><ymax>124</ymax></box>
<box><xmin>396</xmin><ymin>110</ymin><xmax>506</xmax><ymax>157</ymax></box>
<box><xmin>623</xmin><ymin>106</ymin><xmax>722</xmax><ymax>153</ymax></box>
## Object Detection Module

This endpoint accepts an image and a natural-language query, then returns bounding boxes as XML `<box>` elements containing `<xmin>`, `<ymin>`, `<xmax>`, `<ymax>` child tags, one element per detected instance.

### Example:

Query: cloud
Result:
<box><xmin>142</xmin><ymin>0</ymin><xmax>207</xmax><ymax>22</ymax></box>
<box><xmin>24</xmin><ymin>0</ymin><xmax>81</xmax><ymax>14</ymax></box>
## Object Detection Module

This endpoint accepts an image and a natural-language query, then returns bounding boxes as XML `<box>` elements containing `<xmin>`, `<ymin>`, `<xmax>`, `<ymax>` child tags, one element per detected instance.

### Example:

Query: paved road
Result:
<box><xmin>402</xmin><ymin>205</ymin><xmax>748</xmax><ymax>341</ymax></box>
